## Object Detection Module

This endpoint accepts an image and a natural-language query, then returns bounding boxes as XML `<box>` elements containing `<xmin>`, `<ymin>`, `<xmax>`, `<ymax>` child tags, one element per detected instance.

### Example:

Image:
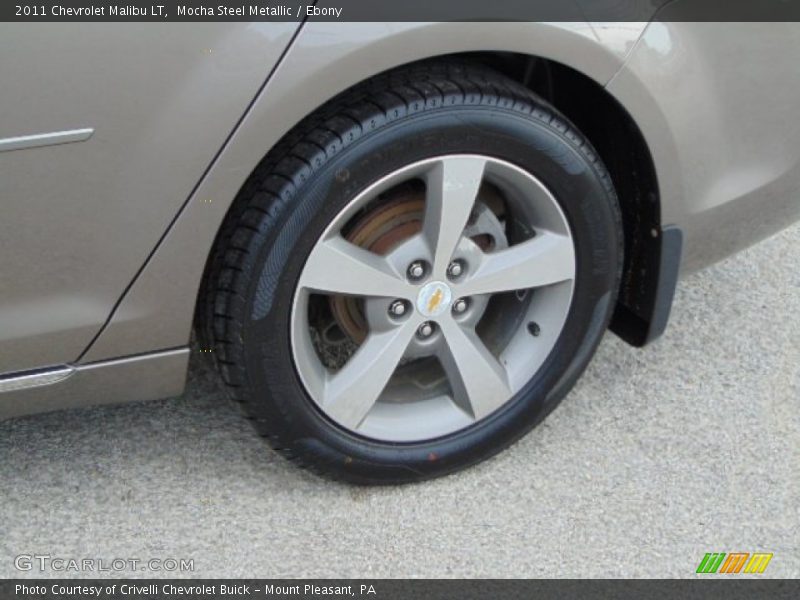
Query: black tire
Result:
<box><xmin>201</xmin><ymin>61</ymin><xmax>622</xmax><ymax>484</ymax></box>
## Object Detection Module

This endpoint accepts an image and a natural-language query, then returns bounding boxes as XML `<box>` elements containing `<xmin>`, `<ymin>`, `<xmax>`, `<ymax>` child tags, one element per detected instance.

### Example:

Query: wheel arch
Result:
<box><xmin>79</xmin><ymin>23</ymin><xmax>669</xmax><ymax>364</ymax></box>
<box><xmin>480</xmin><ymin>53</ymin><xmax>668</xmax><ymax>346</ymax></box>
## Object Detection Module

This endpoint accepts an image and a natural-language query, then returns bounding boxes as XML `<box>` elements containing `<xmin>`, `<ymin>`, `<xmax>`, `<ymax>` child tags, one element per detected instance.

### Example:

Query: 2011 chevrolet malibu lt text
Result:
<box><xmin>2</xmin><ymin>21</ymin><xmax>799</xmax><ymax>483</ymax></box>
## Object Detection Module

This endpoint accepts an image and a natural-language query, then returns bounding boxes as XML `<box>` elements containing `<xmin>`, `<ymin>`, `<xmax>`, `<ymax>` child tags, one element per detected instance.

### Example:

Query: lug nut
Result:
<box><xmin>417</xmin><ymin>322</ymin><xmax>435</xmax><ymax>339</ymax></box>
<box><xmin>408</xmin><ymin>261</ymin><xmax>426</xmax><ymax>280</ymax></box>
<box><xmin>452</xmin><ymin>298</ymin><xmax>469</xmax><ymax>314</ymax></box>
<box><xmin>447</xmin><ymin>261</ymin><xmax>464</xmax><ymax>279</ymax></box>
<box><xmin>389</xmin><ymin>300</ymin><xmax>407</xmax><ymax>317</ymax></box>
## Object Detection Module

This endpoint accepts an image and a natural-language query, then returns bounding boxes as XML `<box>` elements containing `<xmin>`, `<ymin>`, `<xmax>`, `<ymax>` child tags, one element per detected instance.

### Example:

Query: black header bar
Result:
<box><xmin>5</xmin><ymin>0</ymin><xmax>800</xmax><ymax>22</ymax></box>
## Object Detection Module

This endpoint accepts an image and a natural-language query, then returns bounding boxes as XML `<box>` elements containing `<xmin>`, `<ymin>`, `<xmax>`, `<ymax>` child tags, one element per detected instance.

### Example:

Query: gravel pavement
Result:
<box><xmin>1</xmin><ymin>225</ymin><xmax>798</xmax><ymax>579</ymax></box>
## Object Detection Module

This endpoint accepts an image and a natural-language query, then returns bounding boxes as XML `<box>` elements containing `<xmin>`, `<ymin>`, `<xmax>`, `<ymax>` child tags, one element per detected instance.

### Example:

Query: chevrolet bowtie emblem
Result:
<box><xmin>416</xmin><ymin>281</ymin><xmax>452</xmax><ymax>318</ymax></box>
<box><xmin>427</xmin><ymin>289</ymin><xmax>444</xmax><ymax>313</ymax></box>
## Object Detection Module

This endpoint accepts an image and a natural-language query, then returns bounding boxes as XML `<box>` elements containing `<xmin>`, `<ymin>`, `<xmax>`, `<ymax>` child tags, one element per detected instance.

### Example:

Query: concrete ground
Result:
<box><xmin>1</xmin><ymin>225</ymin><xmax>797</xmax><ymax>579</ymax></box>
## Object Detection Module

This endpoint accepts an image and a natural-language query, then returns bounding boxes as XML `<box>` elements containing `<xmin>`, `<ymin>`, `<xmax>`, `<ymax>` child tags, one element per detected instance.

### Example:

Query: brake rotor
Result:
<box><xmin>330</xmin><ymin>183</ymin><xmax>507</xmax><ymax>344</ymax></box>
<box><xmin>329</xmin><ymin>185</ymin><xmax>424</xmax><ymax>344</ymax></box>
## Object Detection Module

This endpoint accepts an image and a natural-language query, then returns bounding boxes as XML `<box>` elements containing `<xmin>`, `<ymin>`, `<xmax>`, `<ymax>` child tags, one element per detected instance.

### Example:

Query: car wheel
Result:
<box><xmin>204</xmin><ymin>62</ymin><xmax>622</xmax><ymax>483</ymax></box>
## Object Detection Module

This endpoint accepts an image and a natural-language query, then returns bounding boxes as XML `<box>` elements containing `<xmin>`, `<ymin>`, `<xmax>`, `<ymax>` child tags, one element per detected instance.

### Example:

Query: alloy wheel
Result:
<box><xmin>291</xmin><ymin>155</ymin><xmax>576</xmax><ymax>442</ymax></box>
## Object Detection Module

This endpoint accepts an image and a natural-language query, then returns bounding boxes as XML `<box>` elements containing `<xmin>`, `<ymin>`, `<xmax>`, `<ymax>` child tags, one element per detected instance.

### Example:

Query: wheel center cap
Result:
<box><xmin>416</xmin><ymin>281</ymin><xmax>452</xmax><ymax>318</ymax></box>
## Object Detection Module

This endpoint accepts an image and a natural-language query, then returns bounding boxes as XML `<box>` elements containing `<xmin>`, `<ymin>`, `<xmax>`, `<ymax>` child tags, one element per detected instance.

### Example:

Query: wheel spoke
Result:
<box><xmin>423</xmin><ymin>156</ymin><xmax>486</xmax><ymax>276</ymax></box>
<box><xmin>438</xmin><ymin>318</ymin><xmax>511</xmax><ymax>420</ymax></box>
<box><xmin>459</xmin><ymin>231</ymin><xmax>575</xmax><ymax>296</ymax></box>
<box><xmin>299</xmin><ymin>236</ymin><xmax>410</xmax><ymax>298</ymax></box>
<box><xmin>322</xmin><ymin>321</ymin><xmax>417</xmax><ymax>429</ymax></box>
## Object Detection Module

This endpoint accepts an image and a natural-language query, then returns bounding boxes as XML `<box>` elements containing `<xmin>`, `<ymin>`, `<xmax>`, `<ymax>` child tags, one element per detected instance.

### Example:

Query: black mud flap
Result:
<box><xmin>610</xmin><ymin>225</ymin><xmax>683</xmax><ymax>347</ymax></box>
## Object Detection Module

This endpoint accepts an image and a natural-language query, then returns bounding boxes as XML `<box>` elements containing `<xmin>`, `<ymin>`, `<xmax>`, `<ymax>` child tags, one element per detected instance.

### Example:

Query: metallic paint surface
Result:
<box><xmin>0</xmin><ymin>23</ymin><xmax>299</xmax><ymax>374</ymax></box>
<box><xmin>79</xmin><ymin>22</ymin><xmax>637</xmax><ymax>364</ymax></box>
<box><xmin>607</xmin><ymin>21</ymin><xmax>800</xmax><ymax>274</ymax></box>
<box><xmin>2</xmin><ymin>20</ymin><xmax>800</xmax><ymax>415</ymax></box>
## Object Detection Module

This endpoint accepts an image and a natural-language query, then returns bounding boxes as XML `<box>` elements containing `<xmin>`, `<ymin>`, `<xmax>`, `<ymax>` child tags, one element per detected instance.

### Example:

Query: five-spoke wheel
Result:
<box><xmin>204</xmin><ymin>62</ymin><xmax>621</xmax><ymax>482</ymax></box>
<box><xmin>291</xmin><ymin>155</ymin><xmax>575</xmax><ymax>441</ymax></box>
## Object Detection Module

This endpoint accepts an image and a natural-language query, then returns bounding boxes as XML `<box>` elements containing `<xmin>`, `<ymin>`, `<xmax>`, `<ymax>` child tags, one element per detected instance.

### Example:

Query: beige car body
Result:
<box><xmin>1</xmin><ymin>21</ymin><xmax>799</xmax><ymax>418</ymax></box>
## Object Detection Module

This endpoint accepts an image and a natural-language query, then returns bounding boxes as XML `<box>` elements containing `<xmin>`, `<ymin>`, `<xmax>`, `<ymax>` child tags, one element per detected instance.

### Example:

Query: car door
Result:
<box><xmin>0</xmin><ymin>23</ymin><xmax>299</xmax><ymax>374</ymax></box>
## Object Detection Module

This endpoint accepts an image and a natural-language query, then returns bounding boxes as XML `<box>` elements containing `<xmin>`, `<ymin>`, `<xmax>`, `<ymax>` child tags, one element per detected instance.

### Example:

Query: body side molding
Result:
<box><xmin>0</xmin><ymin>128</ymin><xmax>94</xmax><ymax>153</ymax></box>
<box><xmin>0</xmin><ymin>365</ymin><xmax>75</xmax><ymax>393</ymax></box>
<box><xmin>0</xmin><ymin>348</ymin><xmax>189</xmax><ymax>421</ymax></box>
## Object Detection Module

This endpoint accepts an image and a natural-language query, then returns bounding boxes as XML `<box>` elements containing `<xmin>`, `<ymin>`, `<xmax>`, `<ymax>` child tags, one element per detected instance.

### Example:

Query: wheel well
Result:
<box><xmin>464</xmin><ymin>51</ymin><xmax>663</xmax><ymax>346</ymax></box>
